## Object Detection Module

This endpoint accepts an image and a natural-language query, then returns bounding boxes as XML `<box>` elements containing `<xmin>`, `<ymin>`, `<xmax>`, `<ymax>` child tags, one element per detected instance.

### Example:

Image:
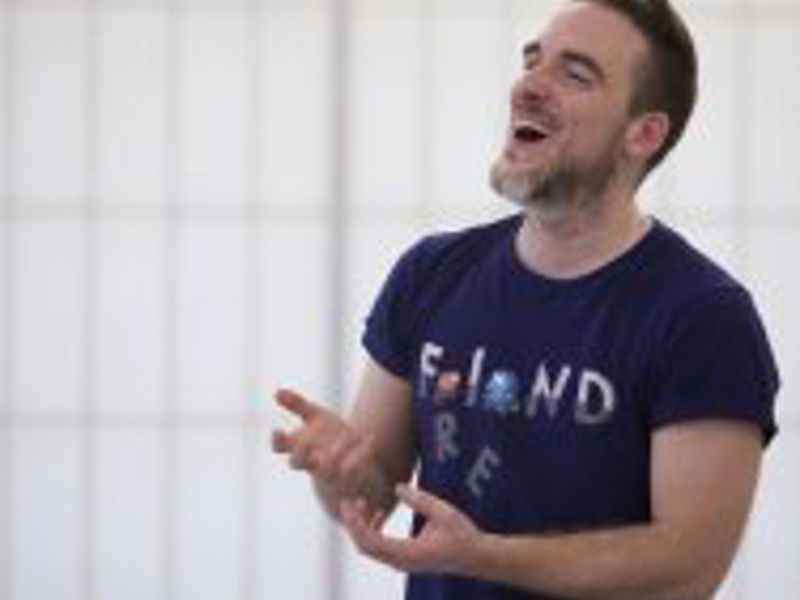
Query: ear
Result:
<box><xmin>625</xmin><ymin>112</ymin><xmax>670</xmax><ymax>163</ymax></box>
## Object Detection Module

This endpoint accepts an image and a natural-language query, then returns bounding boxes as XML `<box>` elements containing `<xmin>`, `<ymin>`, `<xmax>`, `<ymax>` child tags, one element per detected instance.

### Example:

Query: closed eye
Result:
<box><xmin>564</xmin><ymin>61</ymin><xmax>595</xmax><ymax>86</ymax></box>
<box><xmin>561</xmin><ymin>51</ymin><xmax>603</xmax><ymax>87</ymax></box>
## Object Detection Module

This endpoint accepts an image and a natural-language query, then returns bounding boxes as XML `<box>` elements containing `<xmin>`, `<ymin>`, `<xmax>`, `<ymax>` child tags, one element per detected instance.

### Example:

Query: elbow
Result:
<box><xmin>687</xmin><ymin>560</ymin><xmax>734</xmax><ymax>600</ymax></box>
<box><xmin>648</xmin><ymin>522</ymin><xmax>740</xmax><ymax>600</ymax></box>
<box><xmin>670</xmin><ymin>575</ymin><xmax>723</xmax><ymax>600</ymax></box>
<box><xmin>666</xmin><ymin>576</ymin><xmax>723</xmax><ymax>600</ymax></box>
<box><xmin>664</xmin><ymin>544</ymin><xmax>737</xmax><ymax>600</ymax></box>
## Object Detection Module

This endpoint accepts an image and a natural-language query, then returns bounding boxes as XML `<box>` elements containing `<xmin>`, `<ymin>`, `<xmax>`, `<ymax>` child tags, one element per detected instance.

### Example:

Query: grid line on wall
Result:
<box><xmin>1</xmin><ymin>1</ymin><xmax>16</xmax><ymax>597</ymax></box>
<box><xmin>82</xmin><ymin>0</ymin><xmax>101</xmax><ymax>598</ymax></box>
<box><xmin>728</xmin><ymin>0</ymin><xmax>756</xmax><ymax>286</ymax></box>
<box><xmin>0</xmin><ymin>2</ymin><xmax>798</xmax><ymax>600</ymax></box>
<box><xmin>160</xmin><ymin>1</ymin><xmax>180</xmax><ymax>599</ymax></box>
<box><xmin>242</xmin><ymin>0</ymin><xmax>265</xmax><ymax>598</ymax></box>
<box><xmin>324</xmin><ymin>0</ymin><xmax>351</xmax><ymax>597</ymax></box>
<box><xmin>6</xmin><ymin>201</ymin><xmax>800</xmax><ymax>227</ymax></box>
<box><xmin>730</xmin><ymin>0</ymin><xmax>755</xmax><ymax>592</ymax></box>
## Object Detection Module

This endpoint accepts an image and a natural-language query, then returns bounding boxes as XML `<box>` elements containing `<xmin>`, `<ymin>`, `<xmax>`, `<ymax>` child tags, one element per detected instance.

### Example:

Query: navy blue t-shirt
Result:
<box><xmin>362</xmin><ymin>213</ymin><xmax>780</xmax><ymax>600</ymax></box>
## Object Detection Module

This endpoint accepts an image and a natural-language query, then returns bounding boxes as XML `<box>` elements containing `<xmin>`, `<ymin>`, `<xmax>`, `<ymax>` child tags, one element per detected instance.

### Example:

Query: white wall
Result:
<box><xmin>0</xmin><ymin>0</ymin><xmax>797</xmax><ymax>599</ymax></box>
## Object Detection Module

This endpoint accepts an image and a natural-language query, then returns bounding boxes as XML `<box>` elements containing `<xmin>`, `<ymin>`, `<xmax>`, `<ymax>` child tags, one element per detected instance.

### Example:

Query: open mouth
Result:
<box><xmin>512</xmin><ymin>120</ymin><xmax>551</xmax><ymax>145</ymax></box>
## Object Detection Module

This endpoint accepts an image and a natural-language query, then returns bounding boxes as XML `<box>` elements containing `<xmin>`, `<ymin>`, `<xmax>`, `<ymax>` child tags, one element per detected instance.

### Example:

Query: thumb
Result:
<box><xmin>396</xmin><ymin>484</ymin><xmax>452</xmax><ymax>520</ymax></box>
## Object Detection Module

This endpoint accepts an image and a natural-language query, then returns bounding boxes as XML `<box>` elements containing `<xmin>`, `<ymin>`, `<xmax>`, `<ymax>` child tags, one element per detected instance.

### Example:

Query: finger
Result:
<box><xmin>340</xmin><ymin>499</ymin><xmax>418</xmax><ymax>571</ymax></box>
<box><xmin>340</xmin><ymin>499</ymin><xmax>384</xmax><ymax>550</ymax></box>
<box><xmin>369</xmin><ymin>508</ymin><xmax>387</xmax><ymax>531</ymax></box>
<box><xmin>275</xmin><ymin>389</ymin><xmax>320</xmax><ymax>422</ymax></box>
<box><xmin>289</xmin><ymin>441</ymin><xmax>315</xmax><ymax>471</ymax></box>
<box><xmin>339</xmin><ymin>498</ymin><xmax>366</xmax><ymax>536</ymax></box>
<box><xmin>396</xmin><ymin>484</ymin><xmax>451</xmax><ymax>520</ymax></box>
<box><xmin>271</xmin><ymin>429</ymin><xmax>295</xmax><ymax>453</ymax></box>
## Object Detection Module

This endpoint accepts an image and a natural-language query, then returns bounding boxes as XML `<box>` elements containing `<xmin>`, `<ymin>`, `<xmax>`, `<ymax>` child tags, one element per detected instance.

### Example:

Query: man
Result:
<box><xmin>272</xmin><ymin>0</ymin><xmax>780</xmax><ymax>598</ymax></box>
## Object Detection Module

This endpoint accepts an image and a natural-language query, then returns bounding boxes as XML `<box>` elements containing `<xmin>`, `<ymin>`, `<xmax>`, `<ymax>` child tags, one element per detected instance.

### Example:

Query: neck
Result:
<box><xmin>515</xmin><ymin>194</ymin><xmax>650</xmax><ymax>280</ymax></box>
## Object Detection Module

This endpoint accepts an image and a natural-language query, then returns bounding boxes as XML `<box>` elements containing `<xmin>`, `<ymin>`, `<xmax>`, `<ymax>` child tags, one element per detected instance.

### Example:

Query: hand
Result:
<box><xmin>271</xmin><ymin>389</ymin><xmax>378</xmax><ymax>493</ymax></box>
<box><xmin>340</xmin><ymin>484</ymin><xmax>482</xmax><ymax>576</ymax></box>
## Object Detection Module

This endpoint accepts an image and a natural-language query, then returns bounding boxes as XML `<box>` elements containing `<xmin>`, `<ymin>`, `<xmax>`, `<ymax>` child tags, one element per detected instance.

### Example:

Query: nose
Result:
<box><xmin>512</xmin><ymin>66</ymin><xmax>553</xmax><ymax>108</ymax></box>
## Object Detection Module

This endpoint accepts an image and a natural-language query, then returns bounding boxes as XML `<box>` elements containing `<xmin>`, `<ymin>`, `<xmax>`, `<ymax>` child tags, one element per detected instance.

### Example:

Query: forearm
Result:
<box><xmin>458</xmin><ymin>423</ymin><xmax>761</xmax><ymax>600</ymax></box>
<box><xmin>464</xmin><ymin>523</ymin><xmax>722</xmax><ymax>600</ymax></box>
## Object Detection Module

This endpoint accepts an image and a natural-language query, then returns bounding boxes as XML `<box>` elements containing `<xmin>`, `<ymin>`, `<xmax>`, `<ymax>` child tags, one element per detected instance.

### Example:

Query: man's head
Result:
<box><xmin>578</xmin><ymin>0</ymin><xmax>698</xmax><ymax>172</ymax></box>
<box><xmin>491</xmin><ymin>0</ymin><xmax>697</xmax><ymax>209</ymax></box>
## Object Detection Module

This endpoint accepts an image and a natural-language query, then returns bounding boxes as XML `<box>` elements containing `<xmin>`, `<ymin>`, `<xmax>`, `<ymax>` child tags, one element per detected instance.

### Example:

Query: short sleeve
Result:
<box><xmin>361</xmin><ymin>239</ymin><xmax>431</xmax><ymax>380</ymax></box>
<box><xmin>649</xmin><ymin>286</ymin><xmax>780</xmax><ymax>445</ymax></box>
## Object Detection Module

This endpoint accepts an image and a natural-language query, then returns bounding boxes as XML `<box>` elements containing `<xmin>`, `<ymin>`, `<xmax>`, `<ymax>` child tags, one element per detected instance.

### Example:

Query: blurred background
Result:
<box><xmin>0</xmin><ymin>0</ymin><xmax>797</xmax><ymax>599</ymax></box>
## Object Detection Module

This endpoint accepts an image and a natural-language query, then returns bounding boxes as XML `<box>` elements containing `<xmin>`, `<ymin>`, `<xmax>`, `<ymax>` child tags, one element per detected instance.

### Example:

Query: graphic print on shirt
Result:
<box><xmin>419</xmin><ymin>340</ymin><xmax>617</xmax><ymax>501</ymax></box>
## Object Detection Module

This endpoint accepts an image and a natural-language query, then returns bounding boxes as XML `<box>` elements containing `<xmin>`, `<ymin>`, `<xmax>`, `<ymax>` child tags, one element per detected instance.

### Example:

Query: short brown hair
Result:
<box><xmin>575</xmin><ymin>0</ymin><xmax>698</xmax><ymax>174</ymax></box>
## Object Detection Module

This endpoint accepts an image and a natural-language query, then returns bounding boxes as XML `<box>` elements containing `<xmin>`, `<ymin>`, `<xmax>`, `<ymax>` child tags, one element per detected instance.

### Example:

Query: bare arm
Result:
<box><xmin>341</xmin><ymin>419</ymin><xmax>764</xmax><ymax>600</ymax></box>
<box><xmin>313</xmin><ymin>357</ymin><xmax>416</xmax><ymax>518</ymax></box>
<box><xmin>273</xmin><ymin>356</ymin><xmax>416</xmax><ymax>520</ymax></box>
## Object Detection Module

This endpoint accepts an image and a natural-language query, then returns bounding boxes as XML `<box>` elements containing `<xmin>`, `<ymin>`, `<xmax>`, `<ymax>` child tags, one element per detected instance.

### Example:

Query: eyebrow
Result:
<box><xmin>522</xmin><ymin>41</ymin><xmax>606</xmax><ymax>82</ymax></box>
<box><xmin>522</xmin><ymin>41</ymin><xmax>541</xmax><ymax>60</ymax></box>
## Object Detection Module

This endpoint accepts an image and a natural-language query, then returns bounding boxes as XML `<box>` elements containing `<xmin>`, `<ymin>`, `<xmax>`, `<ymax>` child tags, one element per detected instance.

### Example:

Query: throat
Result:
<box><xmin>515</xmin><ymin>209</ymin><xmax>651</xmax><ymax>280</ymax></box>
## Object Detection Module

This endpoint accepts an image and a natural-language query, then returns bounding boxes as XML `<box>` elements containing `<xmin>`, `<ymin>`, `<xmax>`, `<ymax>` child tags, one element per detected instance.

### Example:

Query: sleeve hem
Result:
<box><xmin>650</xmin><ymin>410</ymin><xmax>778</xmax><ymax>448</ymax></box>
<box><xmin>362</xmin><ymin>335</ymin><xmax>411</xmax><ymax>382</ymax></box>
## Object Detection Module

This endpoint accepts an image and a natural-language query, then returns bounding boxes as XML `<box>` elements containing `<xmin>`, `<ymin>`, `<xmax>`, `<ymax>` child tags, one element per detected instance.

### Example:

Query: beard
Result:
<box><xmin>490</xmin><ymin>131</ymin><xmax>625</xmax><ymax>212</ymax></box>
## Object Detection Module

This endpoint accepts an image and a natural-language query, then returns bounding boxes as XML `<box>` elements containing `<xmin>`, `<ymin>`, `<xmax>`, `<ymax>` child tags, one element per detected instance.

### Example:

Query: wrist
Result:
<box><xmin>454</xmin><ymin>529</ymin><xmax>503</xmax><ymax>580</ymax></box>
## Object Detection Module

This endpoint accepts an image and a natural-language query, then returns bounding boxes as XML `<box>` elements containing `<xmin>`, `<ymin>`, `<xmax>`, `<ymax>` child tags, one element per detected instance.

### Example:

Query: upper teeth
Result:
<box><xmin>514</xmin><ymin>120</ymin><xmax>548</xmax><ymax>136</ymax></box>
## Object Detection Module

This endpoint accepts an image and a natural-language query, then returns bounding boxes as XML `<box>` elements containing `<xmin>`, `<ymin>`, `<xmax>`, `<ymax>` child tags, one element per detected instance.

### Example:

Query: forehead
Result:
<box><xmin>528</xmin><ymin>3</ymin><xmax>649</xmax><ymax>80</ymax></box>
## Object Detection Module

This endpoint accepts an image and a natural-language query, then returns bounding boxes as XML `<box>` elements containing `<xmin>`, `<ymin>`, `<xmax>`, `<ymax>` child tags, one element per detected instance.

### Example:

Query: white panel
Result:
<box><xmin>175</xmin><ymin>221</ymin><xmax>247</xmax><ymax>414</ymax></box>
<box><xmin>94</xmin><ymin>430</ymin><xmax>163</xmax><ymax>600</ymax></box>
<box><xmin>11</xmin><ymin>430</ymin><xmax>82</xmax><ymax>600</ymax></box>
<box><xmin>15</xmin><ymin>0</ymin><xmax>86</xmax><ymax>6</ymax></box>
<box><xmin>352</xmin><ymin>0</ymin><xmax>423</xmax><ymax>7</ymax></box>
<box><xmin>749</xmin><ymin>229</ymin><xmax>800</xmax><ymax>422</ymax></box>
<box><xmin>12</xmin><ymin>220</ymin><xmax>86</xmax><ymax>414</ymax></box>
<box><xmin>746</xmin><ymin>432</ymin><xmax>800</xmax><ymax>598</ymax></box>
<box><xmin>257</xmin><ymin>437</ymin><xmax>327</xmax><ymax>600</ymax></box>
<box><xmin>258</xmin><ymin>11</ymin><xmax>330</xmax><ymax>209</ymax></box>
<box><xmin>713</xmin><ymin>553</ymin><xmax>746</xmax><ymax>600</ymax></box>
<box><xmin>666</xmin><ymin>219</ymin><xmax>739</xmax><ymax>275</ymax></box>
<box><xmin>429</xmin><ymin>13</ymin><xmax>507</xmax><ymax>209</ymax></box>
<box><xmin>0</xmin><ymin>437</ymin><xmax>8</xmax><ymax>600</ymax></box>
<box><xmin>344</xmin><ymin>220</ymin><xmax>422</xmax><ymax>393</ymax></box>
<box><xmin>751</xmin><ymin>19</ymin><xmax>800</xmax><ymax>212</ymax></box>
<box><xmin>177</xmin><ymin>0</ymin><xmax>253</xmax><ymax>7</ymax></box>
<box><xmin>350</xmin><ymin>10</ymin><xmax>423</xmax><ymax>210</ymax></box>
<box><xmin>343</xmin><ymin>221</ymin><xmax>435</xmax><ymax>599</ymax></box>
<box><xmin>342</xmin><ymin>507</ymin><xmax>411</xmax><ymax>600</ymax></box>
<box><xmin>176</xmin><ymin>10</ymin><xmax>249</xmax><ymax>206</ymax></box>
<box><xmin>672</xmin><ymin>0</ymin><xmax>741</xmax><ymax>8</ymax></box>
<box><xmin>257</xmin><ymin>222</ymin><xmax>328</xmax><ymax>405</ymax></box>
<box><xmin>501</xmin><ymin>0</ymin><xmax>556</xmax><ymax>47</ymax></box>
<box><xmin>13</xmin><ymin>7</ymin><xmax>87</xmax><ymax>206</ymax></box>
<box><xmin>97</xmin><ymin>6</ymin><xmax>169</xmax><ymax>206</ymax></box>
<box><xmin>746</xmin><ymin>0</ymin><xmax>800</xmax><ymax>9</ymax></box>
<box><xmin>96</xmin><ymin>220</ymin><xmax>166</xmax><ymax>415</ymax></box>
<box><xmin>668</xmin><ymin>15</ymin><xmax>739</xmax><ymax>214</ymax></box>
<box><xmin>97</xmin><ymin>0</ymin><xmax>165</xmax><ymax>7</ymax></box>
<box><xmin>175</xmin><ymin>430</ymin><xmax>244</xmax><ymax>600</ymax></box>
<box><xmin>353</xmin><ymin>0</ymin><xmax>506</xmax><ymax>6</ymax></box>
<box><xmin>0</xmin><ymin>8</ymin><xmax>9</xmax><ymax>198</ymax></box>
<box><xmin>0</xmin><ymin>222</ymin><xmax>9</xmax><ymax>409</ymax></box>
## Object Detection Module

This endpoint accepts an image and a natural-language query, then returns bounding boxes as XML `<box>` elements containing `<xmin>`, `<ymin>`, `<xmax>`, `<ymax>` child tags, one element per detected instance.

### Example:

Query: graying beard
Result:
<box><xmin>491</xmin><ymin>146</ymin><xmax>622</xmax><ymax>211</ymax></box>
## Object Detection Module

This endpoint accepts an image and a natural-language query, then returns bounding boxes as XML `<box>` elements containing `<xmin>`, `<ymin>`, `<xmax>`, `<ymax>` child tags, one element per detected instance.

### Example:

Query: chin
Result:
<box><xmin>490</xmin><ymin>159</ymin><xmax>546</xmax><ymax>206</ymax></box>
